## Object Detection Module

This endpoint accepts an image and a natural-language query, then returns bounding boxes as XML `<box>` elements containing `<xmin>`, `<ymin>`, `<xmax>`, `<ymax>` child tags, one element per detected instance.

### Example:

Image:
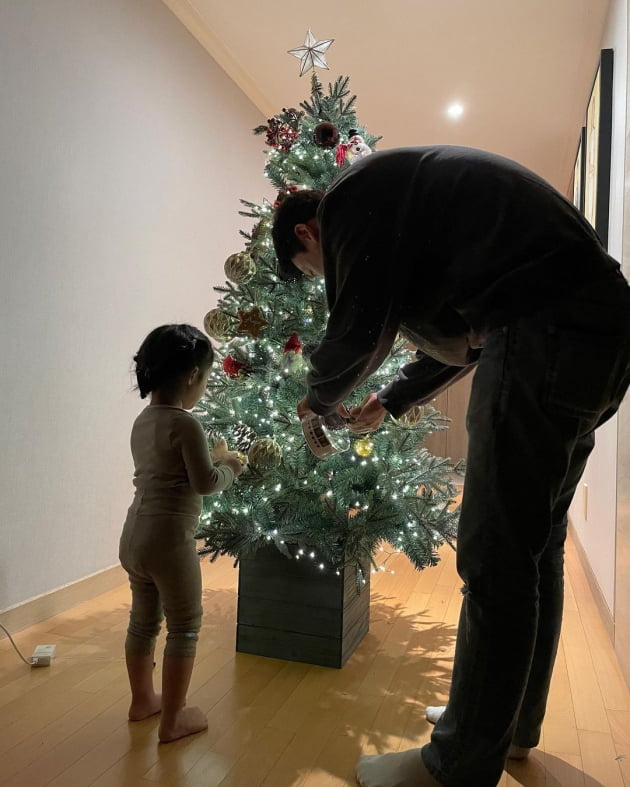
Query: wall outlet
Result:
<box><xmin>31</xmin><ymin>644</ymin><xmax>56</xmax><ymax>667</ymax></box>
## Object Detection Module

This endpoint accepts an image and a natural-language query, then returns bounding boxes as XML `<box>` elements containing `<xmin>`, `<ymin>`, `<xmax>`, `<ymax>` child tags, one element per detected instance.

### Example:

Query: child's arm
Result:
<box><xmin>174</xmin><ymin>415</ymin><xmax>238</xmax><ymax>494</ymax></box>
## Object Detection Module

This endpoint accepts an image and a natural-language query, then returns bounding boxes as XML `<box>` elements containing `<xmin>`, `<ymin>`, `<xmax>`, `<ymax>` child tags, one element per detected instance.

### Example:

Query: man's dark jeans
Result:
<box><xmin>422</xmin><ymin>273</ymin><xmax>630</xmax><ymax>786</ymax></box>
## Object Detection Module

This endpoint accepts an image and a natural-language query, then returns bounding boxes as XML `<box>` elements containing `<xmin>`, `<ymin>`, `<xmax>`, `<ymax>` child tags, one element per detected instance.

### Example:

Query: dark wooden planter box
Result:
<box><xmin>236</xmin><ymin>545</ymin><xmax>370</xmax><ymax>668</ymax></box>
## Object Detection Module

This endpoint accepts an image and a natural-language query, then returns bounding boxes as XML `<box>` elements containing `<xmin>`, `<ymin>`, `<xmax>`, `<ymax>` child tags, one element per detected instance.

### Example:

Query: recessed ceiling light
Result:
<box><xmin>446</xmin><ymin>102</ymin><xmax>464</xmax><ymax>119</ymax></box>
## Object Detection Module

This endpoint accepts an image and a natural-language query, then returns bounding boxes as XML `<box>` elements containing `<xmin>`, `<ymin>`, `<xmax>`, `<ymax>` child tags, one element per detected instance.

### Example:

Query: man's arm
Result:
<box><xmin>377</xmin><ymin>350</ymin><xmax>478</xmax><ymax>419</ymax></box>
<box><xmin>305</xmin><ymin>261</ymin><xmax>402</xmax><ymax>415</ymax></box>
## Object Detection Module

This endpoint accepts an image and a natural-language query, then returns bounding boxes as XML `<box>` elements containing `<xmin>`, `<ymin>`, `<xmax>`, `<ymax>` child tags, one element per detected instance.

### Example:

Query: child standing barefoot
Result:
<box><xmin>119</xmin><ymin>324</ymin><xmax>243</xmax><ymax>743</ymax></box>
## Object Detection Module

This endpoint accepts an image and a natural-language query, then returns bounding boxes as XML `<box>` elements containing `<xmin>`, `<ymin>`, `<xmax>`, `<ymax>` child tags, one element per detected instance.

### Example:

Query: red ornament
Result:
<box><xmin>283</xmin><ymin>333</ymin><xmax>302</xmax><ymax>354</ymax></box>
<box><xmin>273</xmin><ymin>185</ymin><xmax>299</xmax><ymax>209</ymax></box>
<box><xmin>223</xmin><ymin>356</ymin><xmax>248</xmax><ymax>378</ymax></box>
<box><xmin>335</xmin><ymin>142</ymin><xmax>349</xmax><ymax>167</ymax></box>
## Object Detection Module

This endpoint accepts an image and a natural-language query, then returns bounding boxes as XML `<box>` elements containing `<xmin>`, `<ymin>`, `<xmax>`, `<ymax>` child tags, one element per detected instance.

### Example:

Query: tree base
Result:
<box><xmin>236</xmin><ymin>544</ymin><xmax>370</xmax><ymax>668</ymax></box>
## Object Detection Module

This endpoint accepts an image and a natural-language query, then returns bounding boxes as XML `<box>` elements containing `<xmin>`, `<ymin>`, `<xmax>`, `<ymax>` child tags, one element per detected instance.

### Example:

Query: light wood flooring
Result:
<box><xmin>1</xmin><ymin>535</ymin><xmax>629</xmax><ymax>786</ymax></box>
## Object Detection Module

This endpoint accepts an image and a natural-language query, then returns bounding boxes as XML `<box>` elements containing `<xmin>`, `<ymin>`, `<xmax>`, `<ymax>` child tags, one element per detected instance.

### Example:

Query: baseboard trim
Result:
<box><xmin>568</xmin><ymin>521</ymin><xmax>614</xmax><ymax>642</ymax></box>
<box><xmin>0</xmin><ymin>564</ymin><xmax>126</xmax><ymax>635</ymax></box>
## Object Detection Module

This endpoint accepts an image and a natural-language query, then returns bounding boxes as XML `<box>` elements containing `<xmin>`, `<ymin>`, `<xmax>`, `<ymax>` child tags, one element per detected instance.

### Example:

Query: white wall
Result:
<box><xmin>0</xmin><ymin>0</ymin><xmax>266</xmax><ymax>612</ymax></box>
<box><xmin>568</xmin><ymin>0</ymin><xmax>627</xmax><ymax>614</ymax></box>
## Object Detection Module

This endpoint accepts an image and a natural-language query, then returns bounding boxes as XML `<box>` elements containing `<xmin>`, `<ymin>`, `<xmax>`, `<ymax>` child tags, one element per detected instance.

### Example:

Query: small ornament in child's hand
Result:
<box><xmin>236</xmin><ymin>306</ymin><xmax>268</xmax><ymax>338</ymax></box>
<box><xmin>313</xmin><ymin>121</ymin><xmax>340</xmax><ymax>148</ymax></box>
<box><xmin>204</xmin><ymin>308</ymin><xmax>233</xmax><ymax>342</ymax></box>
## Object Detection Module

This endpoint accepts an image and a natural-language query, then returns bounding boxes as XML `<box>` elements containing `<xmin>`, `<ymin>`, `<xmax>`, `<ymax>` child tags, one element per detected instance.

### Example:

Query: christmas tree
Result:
<box><xmin>195</xmin><ymin>70</ymin><xmax>461</xmax><ymax>586</ymax></box>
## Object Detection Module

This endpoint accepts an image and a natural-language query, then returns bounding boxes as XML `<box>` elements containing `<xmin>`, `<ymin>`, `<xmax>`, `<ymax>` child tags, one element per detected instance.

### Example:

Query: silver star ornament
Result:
<box><xmin>288</xmin><ymin>29</ymin><xmax>334</xmax><ymax>77</ymax></box>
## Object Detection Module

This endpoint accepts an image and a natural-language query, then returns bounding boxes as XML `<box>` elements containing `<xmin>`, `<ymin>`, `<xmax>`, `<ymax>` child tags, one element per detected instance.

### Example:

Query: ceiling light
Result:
<box><xmin>446</xmin><ymin>102</ymin><xmax>464</xmax><ymax>119</ymax></box>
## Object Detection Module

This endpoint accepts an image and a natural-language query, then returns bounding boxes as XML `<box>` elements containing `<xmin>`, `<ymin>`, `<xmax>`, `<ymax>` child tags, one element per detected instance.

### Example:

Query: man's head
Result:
<box><xmin>271</xmin><ymin>189</ymin><xmax>325</xmax><ymax>281</ymax></box>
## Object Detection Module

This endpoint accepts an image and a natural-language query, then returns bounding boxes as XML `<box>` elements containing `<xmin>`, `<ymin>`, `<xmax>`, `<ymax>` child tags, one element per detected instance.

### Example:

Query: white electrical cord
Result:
<box><xmin>0</xmin><ymin>622</ymin><xmax>34</xmax><ymax>665</ymax></box>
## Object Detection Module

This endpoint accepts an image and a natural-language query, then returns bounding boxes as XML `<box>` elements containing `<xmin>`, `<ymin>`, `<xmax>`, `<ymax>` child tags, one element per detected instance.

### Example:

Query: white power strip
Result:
<box><xmin>31</xmin><ymin>644</ymin><xmax>56</xmax><ymax>667</ymax></box>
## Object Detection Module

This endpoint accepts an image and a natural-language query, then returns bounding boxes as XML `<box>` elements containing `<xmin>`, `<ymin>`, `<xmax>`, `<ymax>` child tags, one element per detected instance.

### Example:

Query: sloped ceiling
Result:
<box><xmin>162</xmin><ymin>0</ymin><xmax>611</xmax><ymax>191</ymax></box>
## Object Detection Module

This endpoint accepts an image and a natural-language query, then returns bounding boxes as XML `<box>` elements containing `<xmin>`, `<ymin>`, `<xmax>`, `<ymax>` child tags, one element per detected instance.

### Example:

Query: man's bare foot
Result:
<box><xmin>356</xmin><ymin>749</ymin><xmax>442</xmax><ymax>786</ymax></box>
<box><xmin>158</xmin><ymin>706</ymin><xmax>208</xmax><ymax>743</ymax></box>
<box><xmin>128</xmin><ymin>693</ymin><xmax>162</xmax><ymax>721</ymax></box>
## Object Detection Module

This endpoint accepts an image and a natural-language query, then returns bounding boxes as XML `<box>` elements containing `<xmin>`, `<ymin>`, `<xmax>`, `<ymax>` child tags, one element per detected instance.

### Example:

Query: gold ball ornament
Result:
<box><xmin>247</xmin><ymin>437</ymin><xmax>283</xmax><ymax>472</ymax></box>
<box><xmin>224</xmin><ymin>252</ymin><xmax>256</xmax><ymax>284</ymax></box>
<box><xmin>395</xmin><ymin>405</ymin><xmax>425</xmax><ymax>427</ymax></box>
<box><xmin>353</xmin><ymin>437</ymin><xmax>375</xmax><ymax>458</ymax></box>
<box><xmin>251</xmin><ymin>218</ymin><xmax>271</xmax><ymax>243</ymax></box>
<box><xmin>203</xmin><ymin>308</ymin><xmax>233</xmax><ymax>342</ymax></box>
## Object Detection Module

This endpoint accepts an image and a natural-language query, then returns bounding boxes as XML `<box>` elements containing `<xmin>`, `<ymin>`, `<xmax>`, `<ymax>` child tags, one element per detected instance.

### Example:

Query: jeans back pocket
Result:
<box><xmin>544</xmin><ymin>326</ymin><xmax>627</xmax><ymax>422</ymax></box>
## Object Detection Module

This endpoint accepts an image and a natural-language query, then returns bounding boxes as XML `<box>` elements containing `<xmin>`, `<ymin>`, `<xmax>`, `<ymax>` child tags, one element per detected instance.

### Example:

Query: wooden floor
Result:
<box><xmin>1</xmin><ymin>536</ymin><xmax>629</xmax><ymax>787</ymax></box>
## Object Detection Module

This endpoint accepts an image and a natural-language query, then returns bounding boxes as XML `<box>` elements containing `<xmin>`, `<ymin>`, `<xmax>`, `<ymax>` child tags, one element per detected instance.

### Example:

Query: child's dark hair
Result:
<box><xmin>133</xmin><ymin>324</ymin><xmax>214</xmax><ymax>399</ymax></box>
<box><xmin>271</xmin><ymin>189</ymin><xmax>324</xmax><ymax>281</ymax></box>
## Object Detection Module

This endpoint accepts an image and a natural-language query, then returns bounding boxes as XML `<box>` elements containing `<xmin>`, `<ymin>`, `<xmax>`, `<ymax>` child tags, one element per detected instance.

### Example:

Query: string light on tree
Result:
<box><xmin>193</xmin><ymin>64</ymin><xmax>461</xmax><ymax>584</ymax></box>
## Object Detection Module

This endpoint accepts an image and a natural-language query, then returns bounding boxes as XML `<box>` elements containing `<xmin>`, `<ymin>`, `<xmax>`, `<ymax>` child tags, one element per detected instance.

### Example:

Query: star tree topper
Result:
<box><xmin>288</xmin><ymin>29</ymin><xmax>334</xmax><ymax>77</ymax></box>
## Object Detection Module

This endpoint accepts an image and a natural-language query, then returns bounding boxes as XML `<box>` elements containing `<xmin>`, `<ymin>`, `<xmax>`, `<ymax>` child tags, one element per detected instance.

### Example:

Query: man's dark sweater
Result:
<box><xmin>306</xmin><ymin>146</ymin><xmax>622</xmax><ymax>417</ymax></box>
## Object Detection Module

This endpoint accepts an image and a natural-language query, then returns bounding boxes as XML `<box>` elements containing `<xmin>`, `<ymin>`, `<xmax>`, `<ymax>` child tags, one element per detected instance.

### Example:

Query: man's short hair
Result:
<box><xmin>271</xmin><ymin>189</ymin><xmax>324</xmax><ymax>281</ymax></box>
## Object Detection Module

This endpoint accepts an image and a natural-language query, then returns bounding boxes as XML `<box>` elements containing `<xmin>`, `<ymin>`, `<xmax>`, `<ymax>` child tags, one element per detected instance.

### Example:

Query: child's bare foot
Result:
<box><xmin>158</xmin><ymin>706</ymin><xmax>208</xmax><ymax>743</ymax></box>
<box><xmin>128</xmin><ymin>693</ymin><xmax>162</xmax><ymax>721</ymax></box>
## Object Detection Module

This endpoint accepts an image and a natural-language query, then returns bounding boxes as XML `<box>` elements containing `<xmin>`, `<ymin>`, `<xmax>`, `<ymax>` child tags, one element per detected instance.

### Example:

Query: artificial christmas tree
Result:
<box><xmin>195</xmin><ymin>67</ymin><xmax>461</xmax><ymax>667</ymax></box>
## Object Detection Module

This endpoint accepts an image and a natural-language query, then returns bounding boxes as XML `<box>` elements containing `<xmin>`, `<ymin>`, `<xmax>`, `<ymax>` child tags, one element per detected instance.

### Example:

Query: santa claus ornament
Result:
<box><xmin>282</xmin><ymin>332</ymin><xmax>306</xmax><ymax>375</ymax></box>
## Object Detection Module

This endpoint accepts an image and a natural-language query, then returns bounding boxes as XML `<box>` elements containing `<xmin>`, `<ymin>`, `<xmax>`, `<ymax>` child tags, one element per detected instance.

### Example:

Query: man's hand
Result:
<box><xmin>347</xmin><ymin>393</ymin><xmax>387</xmax><ymax>433</ymax></box>
<box><xmin>297</xmin><ymin>396</ymin><xmax>316</xmax><ymax>421</ymax></box>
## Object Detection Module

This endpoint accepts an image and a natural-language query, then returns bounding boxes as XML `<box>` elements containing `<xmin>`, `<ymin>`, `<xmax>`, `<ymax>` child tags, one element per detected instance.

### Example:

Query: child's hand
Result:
<box><xmin>211</xmin><ymin>439</ymin><xmax>229</xmax><ymax>462</ymax></box>
<box><xmin>212</xmin><ymin>439</ymin><xmax>245</xmax><ymax>477</ymax></box>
